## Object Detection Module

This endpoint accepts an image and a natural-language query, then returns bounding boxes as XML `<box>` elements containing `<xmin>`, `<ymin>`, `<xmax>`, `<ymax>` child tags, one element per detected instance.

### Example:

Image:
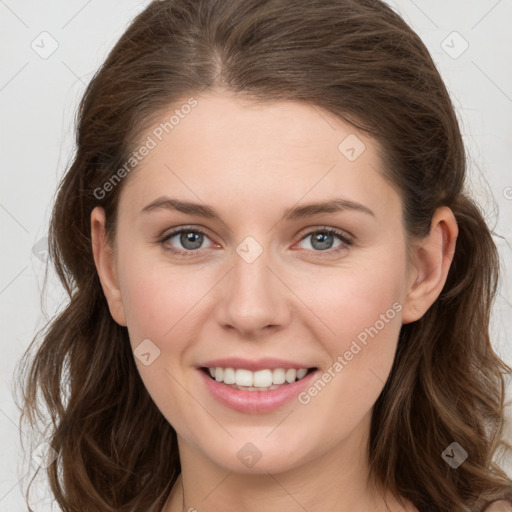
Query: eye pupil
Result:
<box><xmin>311</xmin><ymin>232</ymin><xmax>333</xmax><ymax>251</ymax></box>
<box><xmin>181</xmin><ymin>231</ymin><xmax>203</xmax><ymax>249</ymax></box>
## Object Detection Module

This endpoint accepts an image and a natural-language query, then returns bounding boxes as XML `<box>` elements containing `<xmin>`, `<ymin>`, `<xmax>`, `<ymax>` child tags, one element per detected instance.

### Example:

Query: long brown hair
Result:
<box><xmin>15</xmin><ymin>0</ymin><xmax>512</xmax><ymax>510</ymax></box>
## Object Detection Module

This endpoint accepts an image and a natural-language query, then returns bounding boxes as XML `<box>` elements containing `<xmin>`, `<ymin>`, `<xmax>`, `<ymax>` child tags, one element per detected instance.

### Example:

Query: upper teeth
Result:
<box><xmin>208</xmin><ymin>367</ymin><xmax>309</xmax><ymax>387</ymax></box>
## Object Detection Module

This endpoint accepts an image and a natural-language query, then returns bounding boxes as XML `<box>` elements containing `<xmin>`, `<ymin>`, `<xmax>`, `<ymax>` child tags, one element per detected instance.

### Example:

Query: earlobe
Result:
<box><xmin>90</xmin><ymin>207</ymin><xmax>127</xmax><ymax>326</ymax></box>
<box><xmin>401</xmin><ymin>206</ymin><xmax>458</xmax><ymax>325</ymax></box>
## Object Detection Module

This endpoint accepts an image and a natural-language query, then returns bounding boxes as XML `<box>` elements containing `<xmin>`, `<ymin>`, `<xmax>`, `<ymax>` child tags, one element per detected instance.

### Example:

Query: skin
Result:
<box><xmin>91</xmin><ymin>88</ymin><xmax>458</xmax><ymax>512</ymax></box>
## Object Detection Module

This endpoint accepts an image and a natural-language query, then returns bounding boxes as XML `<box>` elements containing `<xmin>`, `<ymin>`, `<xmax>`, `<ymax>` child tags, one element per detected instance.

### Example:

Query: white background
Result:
<box><xmin>1</xmin><ymin>0</ymin><xmax>511</xmax><ymax>510</ymax></box>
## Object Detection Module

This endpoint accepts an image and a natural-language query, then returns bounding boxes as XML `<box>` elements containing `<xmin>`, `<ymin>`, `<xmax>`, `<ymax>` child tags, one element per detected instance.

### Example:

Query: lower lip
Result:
<box><xmin>198</xmin><ymin>368</ymin><xmax>318</xmax><ymax>413</ymax></box>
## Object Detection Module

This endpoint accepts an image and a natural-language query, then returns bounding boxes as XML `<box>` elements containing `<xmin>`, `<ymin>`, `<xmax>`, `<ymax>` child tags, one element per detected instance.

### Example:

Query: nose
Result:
<box><xmin>215</xmin><ymin>241</ymin><xmax>291</xmax><ymax>338</ymax></box>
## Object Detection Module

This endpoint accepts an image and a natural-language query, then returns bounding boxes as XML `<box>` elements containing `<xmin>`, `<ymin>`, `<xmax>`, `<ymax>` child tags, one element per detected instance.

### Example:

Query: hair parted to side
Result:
<box><xmin>15</xmin><ymin>0</ymin><xmax>512</xmax><ymax>510</ymax></box>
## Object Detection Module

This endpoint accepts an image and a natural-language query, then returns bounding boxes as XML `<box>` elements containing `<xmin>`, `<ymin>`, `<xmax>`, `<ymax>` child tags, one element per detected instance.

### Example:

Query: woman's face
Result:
<box><xmin>93</xmin><ymin>89</ymin><xmax>419</xmax><ymax>475</ymax></box>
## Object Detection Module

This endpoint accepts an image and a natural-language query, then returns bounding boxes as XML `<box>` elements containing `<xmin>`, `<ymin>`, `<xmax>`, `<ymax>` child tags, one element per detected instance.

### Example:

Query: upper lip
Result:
<box><xmin>199</xmin><ymin>357</ymin><xmax>316</xmax><ymax>372</ymax></box>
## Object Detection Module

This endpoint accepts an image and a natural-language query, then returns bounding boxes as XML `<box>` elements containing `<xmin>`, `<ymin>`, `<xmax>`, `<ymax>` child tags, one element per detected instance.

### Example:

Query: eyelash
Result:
<box><xmin>158</xmin><ymin>226</ymin><xmax>353</xmax><ymax>257</ymax></box>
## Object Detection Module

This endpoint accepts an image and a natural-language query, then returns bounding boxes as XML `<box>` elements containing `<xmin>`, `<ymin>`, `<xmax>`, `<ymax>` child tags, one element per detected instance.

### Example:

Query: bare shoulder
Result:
<box><xmin>483</xmin><ymin>501</ymin><xmax>512</xmax><ymax>512</ymax></box>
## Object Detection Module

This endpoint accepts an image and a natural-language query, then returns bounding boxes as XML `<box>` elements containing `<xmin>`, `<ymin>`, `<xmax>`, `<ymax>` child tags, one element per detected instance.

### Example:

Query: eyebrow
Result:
<box><xmin>140</xmin><ymin>196</ymin><xmax>375</xmax><ymax>221</ymax></box>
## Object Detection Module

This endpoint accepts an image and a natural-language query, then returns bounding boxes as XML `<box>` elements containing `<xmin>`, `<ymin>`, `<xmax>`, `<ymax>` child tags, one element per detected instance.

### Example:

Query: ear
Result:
<box><xmin>90</xmin><ymin>206</ymin><xmax>127</xmax><ymax>326</ymax></box>
<box><xmin>402</xmin><ymin>206</ymin><xmax>458</xmax><ymax>324</ymax></box>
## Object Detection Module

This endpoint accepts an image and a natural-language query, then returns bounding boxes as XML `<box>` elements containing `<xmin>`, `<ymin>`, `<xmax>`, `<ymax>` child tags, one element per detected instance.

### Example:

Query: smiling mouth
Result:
<box><xmin>200</xmin><ymin>366</ymin><xmax>317</xmax><ymax>391</ymax></box>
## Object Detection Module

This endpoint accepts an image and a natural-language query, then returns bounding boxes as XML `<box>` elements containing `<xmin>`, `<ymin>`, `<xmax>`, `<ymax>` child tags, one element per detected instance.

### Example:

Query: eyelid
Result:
<box><xmin>158</xmin><ymin>224</ymin><xmax>354</xmax><ymax>256</ymax></box>
<box><xmin>158</xmin><ymin>225</ymin><xmax>218</xmax><ymax>256</ymax></box>
<box><xmin>292</xmin><ymin>226</ymin><xmax>354</xmax><ymax>257</ymax></box>
<box><xmin>296</xmin><ymin>225</ymin><xmax>354</xmax><ymax>243</ymax></box>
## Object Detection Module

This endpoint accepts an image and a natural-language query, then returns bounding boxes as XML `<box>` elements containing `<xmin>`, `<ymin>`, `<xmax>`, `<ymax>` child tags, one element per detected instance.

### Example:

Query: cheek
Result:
<box><xmin>118</xmin><ymin>249</ymin><xmax>207</xmax><ymax>347</ymax></box>
<box><xmin>320</xmin><ymin>269</ymin><xmax>403</xmax><ymax>359</ymax></box>
<box><xmin>293</xmin><ymin>251</ymin><xmax>406</xmax><ymax>412</ymax></box>
<box><xmin>117</xmin><ymin>253</ymin><xmax>210</xmax><ymax>429</ymax></box>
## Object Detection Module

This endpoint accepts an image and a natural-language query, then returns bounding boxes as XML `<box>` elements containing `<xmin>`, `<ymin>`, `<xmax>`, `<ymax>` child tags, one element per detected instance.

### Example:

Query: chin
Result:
<box><xmin>197</xmin><ymin>434</ymin><xmax>313</xmax><ymax>475</ymax></box>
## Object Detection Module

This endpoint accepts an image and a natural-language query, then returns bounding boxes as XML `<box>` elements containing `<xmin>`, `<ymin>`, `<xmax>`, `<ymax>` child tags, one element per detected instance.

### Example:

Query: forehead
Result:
<box><xmin>119</xmin><ymin>90</ymin><xmax>400</xmax><ymax>222</ymax></box>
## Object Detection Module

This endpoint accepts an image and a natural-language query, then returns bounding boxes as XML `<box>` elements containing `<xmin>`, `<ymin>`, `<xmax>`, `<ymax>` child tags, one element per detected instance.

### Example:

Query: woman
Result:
<box><xmin>16</xmin><ymin>0</ymin><xmax>512</xmax><ymax>510</ymax></box>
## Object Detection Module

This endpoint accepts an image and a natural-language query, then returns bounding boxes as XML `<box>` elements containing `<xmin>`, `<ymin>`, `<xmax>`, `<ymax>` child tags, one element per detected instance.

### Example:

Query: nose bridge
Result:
<box><xmin>233</xmin><ymin>234</ymin><xmax>276</xmax><ymax>306</ymax></box>
<box><xmin>218</xmin><ymin>233</ymin><xmax>288</xmax><ymax>334</ymax></box>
